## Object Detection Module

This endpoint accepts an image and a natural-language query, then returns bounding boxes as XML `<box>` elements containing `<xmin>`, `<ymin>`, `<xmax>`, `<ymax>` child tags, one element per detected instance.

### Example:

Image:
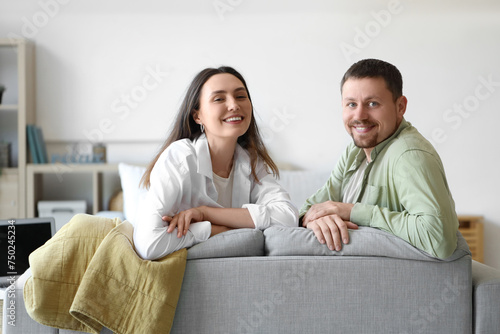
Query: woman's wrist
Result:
<box><xmin>199</xmin><ymin>205</ymin><xmax>209</xmax><ymax>221</ymax></box>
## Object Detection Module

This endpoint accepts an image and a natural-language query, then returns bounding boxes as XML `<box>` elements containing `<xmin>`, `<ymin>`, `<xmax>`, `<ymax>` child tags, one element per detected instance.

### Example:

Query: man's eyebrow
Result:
<box><xmin>343</xmin><ymin>97</ymin><xmax>356</xmax><ymax>101</ymax></box>
<box><xmin>342</xmin><ymin>95</ymin><xmax>380</xmax><ymax>101</ymax></box>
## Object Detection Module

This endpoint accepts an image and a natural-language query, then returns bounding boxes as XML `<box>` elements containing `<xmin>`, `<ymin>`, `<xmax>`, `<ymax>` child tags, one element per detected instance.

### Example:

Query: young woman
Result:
<box><xmin>134</xmin><ymin>66</ymin><xmax>298</xmax><ymax>260</ymax></box>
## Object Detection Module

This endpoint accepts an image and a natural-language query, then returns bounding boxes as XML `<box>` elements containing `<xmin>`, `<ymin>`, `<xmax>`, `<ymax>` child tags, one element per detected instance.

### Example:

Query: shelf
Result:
<box><xmin>0</xmin><ymin>38</ymin><xmax>21</xmax><ymax>46</ymax></box>
<box><xmin>27</xmin><ymin>163</ymin><xmax>118</xmax><ymax>173</ymax></box>
<box><xmin>0</xmin><ymin>38</ymin><xmax>35</xmax><ymax>219</ymax></box>
<box><xmin>0</xmin><ymin>104</ymin><xmax>18</xmax><ymax>111</ymax></box>
<box><xmin>26</xmin><ymin>163</ymin><xmax>119</xmax><ymax>217</ymax></box>
<box><xmin>0</xmin><ymin>167</ymin><xmax>18</xmax><ymax>173</ymax></box>
<box><xmin>0</xmin><ymin>167</ymin><xmax>18</xmax><ymax>218</ymax></box>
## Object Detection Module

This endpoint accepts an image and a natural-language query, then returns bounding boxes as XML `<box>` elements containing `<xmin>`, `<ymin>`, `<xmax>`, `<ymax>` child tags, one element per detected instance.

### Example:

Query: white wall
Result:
<box><xmin>1</xmin><ymin>0</ymin><xmax>500</xmax><ymax>269</ymax></box>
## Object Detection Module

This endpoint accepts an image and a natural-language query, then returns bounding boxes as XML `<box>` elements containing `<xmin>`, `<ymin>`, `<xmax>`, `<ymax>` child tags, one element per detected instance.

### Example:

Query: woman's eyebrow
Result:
<box><xmin>210</xmin><ymin>87</ymin><xmax>246</xmax><ymax>96</ymax></box>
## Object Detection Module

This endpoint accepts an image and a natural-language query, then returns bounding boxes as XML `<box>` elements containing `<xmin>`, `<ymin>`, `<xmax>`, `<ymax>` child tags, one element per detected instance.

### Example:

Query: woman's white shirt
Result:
<box><xmin>212</xmin><ymin>169</ymin><xmax>234</xmax><ymax>208</ymax></box>
<box><xmin>133</xmin><ymin>135</ymin><xmax>298</xmax><ymax>260</ymax></box>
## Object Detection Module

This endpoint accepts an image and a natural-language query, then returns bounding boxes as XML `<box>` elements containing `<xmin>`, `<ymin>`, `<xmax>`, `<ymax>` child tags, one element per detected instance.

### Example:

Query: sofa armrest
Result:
<box><xmin>2</xmin><ymin>269</ymin><xmax>57</xmax><ymax>334</ymax></box>
<box><xmin>472</xmin><ymin>260</ymin><xmax>500</xmax><ymax>334</ymax></box>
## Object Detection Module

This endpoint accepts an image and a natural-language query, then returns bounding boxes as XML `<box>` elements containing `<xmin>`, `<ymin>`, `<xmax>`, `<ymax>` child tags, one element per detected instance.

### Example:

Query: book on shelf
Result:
<box><xmin>35</xmin><ymin>126</ymin><xmax>48</xmax><ymax>163</ymax></box>
<box><xmin>27</xmin><ymin>125</ymin><xmax>39</xmax><ymax>163</ymax></box>
<box><xmin>26</xmin><ymin>125</ymin><xmax>48</xmax><ymax>164</ymax></box>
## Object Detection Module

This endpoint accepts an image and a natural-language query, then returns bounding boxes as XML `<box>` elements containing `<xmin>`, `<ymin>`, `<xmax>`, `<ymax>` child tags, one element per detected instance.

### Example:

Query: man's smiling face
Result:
<box><xmin>341</xmin><ymin>77</ymin><xmax>407</xmax><ymax>158</ymax></box>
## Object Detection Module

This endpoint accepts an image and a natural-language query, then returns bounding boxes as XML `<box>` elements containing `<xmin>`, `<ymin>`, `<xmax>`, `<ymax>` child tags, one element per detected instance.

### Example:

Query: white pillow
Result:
<box><xmin>118</xmin><ymin>163</ymin><xmax>148</xmax><ymax>225</ymax></box>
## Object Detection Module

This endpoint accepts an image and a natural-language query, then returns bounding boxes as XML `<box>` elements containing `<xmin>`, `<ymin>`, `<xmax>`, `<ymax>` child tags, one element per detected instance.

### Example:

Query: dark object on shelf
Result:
<box><xmin>92</xmin><ymin>143</ymin><xmax>107</xmax><ymax>163</ymax></box>
<box><xmin>0</xmin><ymin>142</ymin><xmax>11</xmax><ymax>167</ymax></box>
<box><xmin>0</xmin><ymin>85</ymin><xmax>5</xmax><ymax>104</ymax></box>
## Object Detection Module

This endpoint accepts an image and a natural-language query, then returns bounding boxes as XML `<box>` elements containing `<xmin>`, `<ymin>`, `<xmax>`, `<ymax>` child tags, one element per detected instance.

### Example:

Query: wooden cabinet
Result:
<box><xmin>458</xmin><ymin>215</ymin><xmax>484</xmax><ymax>263</ymax></box>
<box><xmin>0</xmin><ymin>38</ymin><xmax>35</xmax><ymax>219</ymax></box>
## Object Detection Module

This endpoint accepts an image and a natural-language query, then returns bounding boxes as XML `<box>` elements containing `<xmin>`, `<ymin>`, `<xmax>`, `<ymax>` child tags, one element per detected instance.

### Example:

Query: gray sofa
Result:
<box><xmin>4</xmin><ymin>166</ymin><xmax>500</xmax><ymax>333</ymax></box>
<box><xmin>3</xmin><ymin>225</ymin><xmax>500</xmax><ymax>333</ymax></box>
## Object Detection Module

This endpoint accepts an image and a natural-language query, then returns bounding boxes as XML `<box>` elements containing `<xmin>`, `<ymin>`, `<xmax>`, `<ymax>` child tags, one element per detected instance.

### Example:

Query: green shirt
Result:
<box><xmin>299</xmin><ymin>119</ymin><xmax>458</xmax><ymax>259</ymax></box>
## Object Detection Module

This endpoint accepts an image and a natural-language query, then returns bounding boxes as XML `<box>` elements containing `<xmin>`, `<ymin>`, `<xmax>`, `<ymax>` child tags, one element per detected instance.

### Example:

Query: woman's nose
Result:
<box><xmin>227</xmin><ymin>97</ymin><xmax>240</xmax><ymax>111</ymax></box>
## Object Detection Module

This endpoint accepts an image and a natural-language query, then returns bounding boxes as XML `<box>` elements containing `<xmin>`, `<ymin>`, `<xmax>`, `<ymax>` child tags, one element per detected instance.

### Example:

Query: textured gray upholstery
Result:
<box><xmin>264</xmin><ymin>226</ymin><xmax>470</xmax><ymax>261</ymax></box>
<box><xmin>187</xmin><ymin>228</ymin><xmax>264</xmax><ymax>260</ymax></box>
<box><xmin>2</xmin><ymin>270</ymin><xmax>56</xmax><ymax>334</ymax></box>
<box><xmin>5</xmin><ymin>229</ymin><xmax>500</xmax><ymax>334</ymax></box>
<box><xmin>472</xmin><ymin>260</ymin><xmax>500</xmax><ymax>333</ymax></box>
<box><xmin>172</xmin><ymin>254</ymin><xmax>472</xmax><ymax>333</ymax></box>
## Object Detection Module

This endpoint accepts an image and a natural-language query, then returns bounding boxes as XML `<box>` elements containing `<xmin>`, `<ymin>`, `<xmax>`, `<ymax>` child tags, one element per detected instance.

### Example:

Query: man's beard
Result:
<box><xmin>352</xmin><ymin>135</ymin><xmax>379</xmax><ymax>149</ymax></box>
<box><xmin>348</xmin><ymin>120</ymin><xmax>378</xmax><ymax>149</ymax></box>
<box><xmin>349</xmin><ymin>120</ymin><xmax>398</xmax><ymax>149</ymax></box>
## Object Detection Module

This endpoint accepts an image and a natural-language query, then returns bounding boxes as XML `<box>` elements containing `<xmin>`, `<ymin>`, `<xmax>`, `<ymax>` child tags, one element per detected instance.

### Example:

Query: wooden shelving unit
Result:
<box><xmin>26</xmin><ymin>163</ymin><xmax>119</xmax><ymax>217</ymax></box>
<box><xmin>458</xmin><ymin>215</ymin><xmax>484</xmax><ymax>263</ymax></box>
<box><xmin>0</xmin><ymin>38</ymin><xmax>35</xmax><ymax>219</ymax></box>
<box><xmin>0</xmin><ymin>168</ymin><xmax>18</xmax><ymax>218</ymax></box>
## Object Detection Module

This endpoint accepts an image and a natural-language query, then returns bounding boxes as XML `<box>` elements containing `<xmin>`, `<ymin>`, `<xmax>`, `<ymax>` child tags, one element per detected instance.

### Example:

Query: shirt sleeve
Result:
<box><xmin>350</xmin><ymin>149</ymin><xmax>458</xmax><ymax>259</ymax></box>
<box><xmin>242</xmin><ymin>164</ymin><xmax>299</xmax><ymax>230</ymax></box>
<box><xmin>133</xmin><ymin>151</ymin><xmax>211</xmax><ymax>260</ymax></box>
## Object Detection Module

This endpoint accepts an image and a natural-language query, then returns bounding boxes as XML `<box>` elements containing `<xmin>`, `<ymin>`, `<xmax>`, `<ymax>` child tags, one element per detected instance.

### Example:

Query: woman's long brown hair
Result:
<box><xmin>140</xmin><ymin>66</ymin><xmax>279</xmax><ymax>189</ymax></box>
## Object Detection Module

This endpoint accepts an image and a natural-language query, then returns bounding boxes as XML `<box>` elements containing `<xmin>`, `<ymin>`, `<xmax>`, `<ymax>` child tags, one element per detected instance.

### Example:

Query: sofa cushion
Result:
<box><xmin>187</xmin><ymin>228</ymin><xmax>264</xmax><ymax>260</ymax></box>
<box><xmin>264</xmin><ymin>226</ymin><xmax>471</xmax><ymax>262</ymax></box>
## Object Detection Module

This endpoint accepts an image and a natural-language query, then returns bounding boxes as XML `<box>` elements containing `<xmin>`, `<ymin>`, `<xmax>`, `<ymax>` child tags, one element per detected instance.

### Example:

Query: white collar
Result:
<box><xmin>194</xmin><ymin>134</ymin><xmax>252</xmax><ymax>180</ymax></box>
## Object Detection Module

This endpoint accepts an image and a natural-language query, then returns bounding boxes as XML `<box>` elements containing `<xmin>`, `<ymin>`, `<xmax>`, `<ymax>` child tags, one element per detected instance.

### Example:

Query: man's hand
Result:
<box><xmin>304</xmin><ymin>214</ymin><xmax>358</xmax><ymax>251</ymax></box>
<box><xmin>163</xmin><ymin>207</ymin><xmax>205</xmax><ymax>238</ymax></box>
<box><xmin>302</xmin><ymin>201</ymin><xmax>354</xmax><ymax>225</ymax></box>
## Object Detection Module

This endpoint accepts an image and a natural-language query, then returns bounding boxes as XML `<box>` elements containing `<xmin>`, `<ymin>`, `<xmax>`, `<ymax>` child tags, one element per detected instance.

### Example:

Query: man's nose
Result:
<box><xmin>352</xmin><ymin>105</ymin><xmax>369</xmax><ymax>121</ymax></box>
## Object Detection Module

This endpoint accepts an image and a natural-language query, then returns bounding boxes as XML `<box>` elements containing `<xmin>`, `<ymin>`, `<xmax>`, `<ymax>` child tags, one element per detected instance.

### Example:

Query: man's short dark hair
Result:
<box><xmin>340</xmin><ymin>59</ymin><xmax>403</xmax><ymax>101</ymax></box>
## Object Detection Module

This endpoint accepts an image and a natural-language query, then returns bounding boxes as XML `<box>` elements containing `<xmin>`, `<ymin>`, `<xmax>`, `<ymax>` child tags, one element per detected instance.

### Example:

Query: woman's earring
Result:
<box><xmin>200</xmin><ymin>123</ymin><xmax>205</xmax><ymax>133</ymax></box>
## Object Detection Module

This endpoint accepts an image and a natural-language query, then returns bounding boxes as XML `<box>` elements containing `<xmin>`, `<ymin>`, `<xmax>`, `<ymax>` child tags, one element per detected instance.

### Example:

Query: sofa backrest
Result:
<box><xmin>264</xmin><ymin>226</ymin><xmax>471</xmax><ymax>262</ymax></box>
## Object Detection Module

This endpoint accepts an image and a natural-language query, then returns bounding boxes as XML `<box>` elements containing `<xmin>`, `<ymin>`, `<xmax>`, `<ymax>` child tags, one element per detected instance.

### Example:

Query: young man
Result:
<box><xmin>300</xmin><ymin>59</ymin><xmax>458</xmax><ymax>259</ymax></box>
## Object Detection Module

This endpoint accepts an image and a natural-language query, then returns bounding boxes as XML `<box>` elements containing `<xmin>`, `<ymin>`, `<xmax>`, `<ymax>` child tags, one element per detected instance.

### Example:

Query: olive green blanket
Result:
<box><xmin>24</xmin><ymin>214</ymin><xmax>187</xmax><ymax>334</ymax></box>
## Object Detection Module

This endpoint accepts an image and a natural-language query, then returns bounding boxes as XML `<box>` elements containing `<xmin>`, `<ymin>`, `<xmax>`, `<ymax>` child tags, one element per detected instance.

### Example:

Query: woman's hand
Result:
<box><xmin>163</xmin><ymin>207</ymin><xmax>206</xmax><ymax>238</ymax></box>
<box><xmin>162</xmin><ymin>206</ymin><xmax>254</xmax><ymax>238</ymax></box>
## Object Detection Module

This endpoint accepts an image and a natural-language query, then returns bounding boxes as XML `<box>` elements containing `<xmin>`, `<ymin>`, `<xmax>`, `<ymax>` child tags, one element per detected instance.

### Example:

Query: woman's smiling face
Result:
<box><xmin>194</xmin><ymin>73</ymin><xmax>252</xmax><ymax>141</ymax></box>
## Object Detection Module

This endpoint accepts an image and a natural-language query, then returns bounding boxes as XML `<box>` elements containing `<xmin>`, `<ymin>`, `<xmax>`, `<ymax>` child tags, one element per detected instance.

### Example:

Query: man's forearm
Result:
<box><xmin>351</xmin><ymin>202</ymin><xmax>457</xmax><ymax>259</ymax></box>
